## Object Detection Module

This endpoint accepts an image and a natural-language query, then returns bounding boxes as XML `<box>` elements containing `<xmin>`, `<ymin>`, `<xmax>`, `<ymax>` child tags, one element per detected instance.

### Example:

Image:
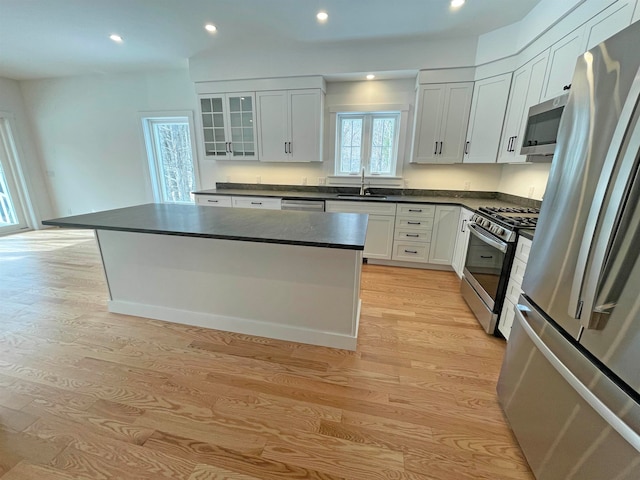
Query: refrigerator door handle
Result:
<box><xmin>568</xmin><ymin>66</ymin><xmax>640</xmax><ymax>325</ymax></box>
<box><xmin>515</xmin><ymin>305</ymin><xmax>640</xmax><ymax>452</ymax></box>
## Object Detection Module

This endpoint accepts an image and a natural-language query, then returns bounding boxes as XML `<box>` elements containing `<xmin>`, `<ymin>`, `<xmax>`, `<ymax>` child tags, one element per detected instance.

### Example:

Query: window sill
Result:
<box><xmin>327</xmin><ymin>176</ymin><xmax>404</xmax><ymax>188</ymax></box>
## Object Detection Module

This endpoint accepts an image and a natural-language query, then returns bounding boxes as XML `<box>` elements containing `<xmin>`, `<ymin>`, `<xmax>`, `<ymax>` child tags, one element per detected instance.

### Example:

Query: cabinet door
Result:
<box><xmin>364</xmin><ymin>215</ymin><xmax>395</xmax><ymax>260</ymax></box>
<box><xmin>582</xmin><ymin>1</ymin><xmax>634</xmax><ymax>51</ymax></box>
<box><xmin>464</xmin><ymin>73</ymin><xmax>512</xmax><ymax>164</ymax></box>
<box><xmin>227</xmin><ymin>94</ymin><xmax>258</xmax><ymax>160</ymax></box>
<box><xmin>439</xmin><ymin>83</ymin><xmax>473</xmax><ymax>163</ymax></box>
<box><xmin>200</xmin><ymin>95</ymin><xmax>231</xmax><ymax>158</ymax></box>
<box><xmin>451</xmin><ymin>208</ymin><xmax>474</xmax><ymax>277</ymax></box>
<box><xmin>410</xmin><ymin>85</ymin><xmax>445</xmax><ymax>163</ymax></box>
<box><xmin>498</xmin><ymin>66</ymin><xmax>531</xmax><ymax>163</ymax></box>
<box><xmin>256</xmin><ymin>91</ymin><xmax>289</xmax><ymax>162</ymax></box>
<box><xmin>289</xmin><ymin>90</ymin><xmax>323</xmax><ymax>162</ymax></box>
<box><xmin>498</xmin><ymin>298</ymin><xmax>516</xmax><ymax>340</ymax></box>
<box><xmin>541</xmin><ymin>26</ymin><xmax>585</xmax><ymax>102</ymax></box>
<box><xmin>428</xmin><ymin>206</ymin><xmax>460</xmax><ymax>265</ymax></box>
<box><xmin>512</xmin><ymin>51</ymin><xmax>550</xmax><ymax>163</ymax></box>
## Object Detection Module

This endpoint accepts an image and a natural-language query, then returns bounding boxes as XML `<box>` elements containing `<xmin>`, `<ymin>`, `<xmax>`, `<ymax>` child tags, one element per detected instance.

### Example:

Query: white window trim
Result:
<box><xmin>327</xmin><ymin>103</ymin><xmax>409</xmax><ymax>187</ymax></box>
<box><xmin>139</xmin><ymin>111</ymin><xmax>201</xmax><ymax>203</ymax></box>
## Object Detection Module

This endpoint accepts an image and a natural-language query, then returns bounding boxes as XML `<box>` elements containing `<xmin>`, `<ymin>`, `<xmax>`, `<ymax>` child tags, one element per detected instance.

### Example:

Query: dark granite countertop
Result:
<box><xmin>42</xmin><ymin>203</ymin><xmax>368</xmax><ymax>251</ymax></box>
<box><xmin>193</xmin><ymin>185</ymin><xmax>542</xmax><ymax>212</ymax></box>
<box><xmin>518</xmin><ymin>229</ymin><xmax>535</xmax><ymax>241</ymax></box>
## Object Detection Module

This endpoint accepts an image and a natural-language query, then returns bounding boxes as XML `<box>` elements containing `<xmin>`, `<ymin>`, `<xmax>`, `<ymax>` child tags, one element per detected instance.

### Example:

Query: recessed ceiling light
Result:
<box><xmin>451</xmin><ymin>0</ymin><xmax>465</xmax><ymax>8</ymax></box>
<box><xmin>205</xmin><ymin>24</ymin><xmax>217</xmax><ymax>33</ymax></box>
<box><xmin>317</xmin><ymin>11</ymin><xmax>328</xmax><ymax>22</ymax></box>
<box><xmin>366</xmin><ymin>74</ymin><xmax>376</xmax><ymax>80</ymax></box>
<box><xmin>109</xmin><ymin>34</ymin><xmax>123</xmax><ymax>43</ymax></box>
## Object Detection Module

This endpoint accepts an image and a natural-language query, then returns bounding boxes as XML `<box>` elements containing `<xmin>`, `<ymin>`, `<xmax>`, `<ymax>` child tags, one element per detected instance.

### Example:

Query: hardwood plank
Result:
<box><xmin>0</xmin><ymin>229</ymin><xmax>534</xmax><ymax>480</ymax></box>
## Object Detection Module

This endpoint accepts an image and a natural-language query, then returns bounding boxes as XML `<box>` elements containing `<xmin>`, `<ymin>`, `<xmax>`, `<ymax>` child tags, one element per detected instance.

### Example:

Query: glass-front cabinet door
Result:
<box><xmin>199</xmin><ymin>93</ymin><xmax>258</xmax><ymax>160</ymax></box>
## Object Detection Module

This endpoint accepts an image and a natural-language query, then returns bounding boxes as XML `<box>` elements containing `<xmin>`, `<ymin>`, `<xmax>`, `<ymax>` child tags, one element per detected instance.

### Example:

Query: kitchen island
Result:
<box><xmin>43</xmin><ymin>203</ymin><xmax>368</xmax><ymax>350</ymax></box>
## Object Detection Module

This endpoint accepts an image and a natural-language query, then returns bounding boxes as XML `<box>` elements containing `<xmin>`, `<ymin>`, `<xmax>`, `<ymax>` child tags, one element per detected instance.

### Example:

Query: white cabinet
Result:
<box><xmin>410</xmin><ymin>83</ymin><xmax>473</xmax><ymax>164</ymax></box>
<box><xmin>498</xmin><ymin>236</ymin><xmax>532</xmax><ymax>340</ymax></box>
<box><xmin>463</xmin><ymin>73</ymin><xmax>512</xmax><ymax>163</ymax></box>
<box><xmin>199</xmin><ymin>94</ymin><xmax>258</xmax><ymax>160</ymax></box>
<box><xmin>428</xmin><ymin>206</ymin><xmax>461</xmax><ymax>265</ymax></box>
<box><xmin>195</xmin><ymin>195</ymin><xmax>233</xmax><ymax>207</ymax></box>
<box><xmin>325</xmin><ymin>201</ymin><xmax>396</xmax><ymax>260</ymax></box>
<box><xmin>541</xmin><ymin>1</ymin><xmax>634</xmax><ymax>103</ymax></box>
<box><xmin>256</xmin><ymin>89</ymin><xmax>323</xmax><ymax>162</ymax></box>
<box><xmin>451</xmin><ymin>208</ymin><xmax>474</xmax><ymax>278</ymax></box>
<box><xmin>498</xmin><ymin>50</ymin><xmax>549</xmax><ymax>164</ymax></box>
<box><xmin>391</xmin><ymin>204</ymin><xmax>435</xmax><ymax>264</ymax></box>
<box><xmin>540</xmin><ymin>26</ymin><xmax>585</xmax><ymax>102</ymax></box>
<box><xmin>232</xmin><ymin>196</ymin><xmax>282</xmax><ymax>210</ymax></box>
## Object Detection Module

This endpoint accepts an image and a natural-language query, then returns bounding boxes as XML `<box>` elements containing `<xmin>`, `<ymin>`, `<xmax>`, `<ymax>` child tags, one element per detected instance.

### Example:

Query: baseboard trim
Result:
<box><xmin>367</xmin><ymin>259</ymin><xmax>454</xmax><ymax>271</ymax></box>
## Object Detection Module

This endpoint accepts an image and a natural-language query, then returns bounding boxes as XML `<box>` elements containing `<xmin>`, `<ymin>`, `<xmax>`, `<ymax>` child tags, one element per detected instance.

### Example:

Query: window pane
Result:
<box><xmin>338</xmin><ymin>117</ymin><xmax>363</xmax><ymax>174</ymax></box>
<box><xmin>150</xmin><ymin>121</ymin><xmax>195</xmax><ymax>203</ymax></box>
<box><xmin>371</xmin><ymin>117</ymin><xmax>397</xmax><ymax>175</ymax></box>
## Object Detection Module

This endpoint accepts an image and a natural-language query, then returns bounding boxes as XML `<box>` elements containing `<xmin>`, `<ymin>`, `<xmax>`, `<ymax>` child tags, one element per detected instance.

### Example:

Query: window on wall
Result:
<box><xmin>336</xmin><ymin>112</ymin><xmax>400</xmax><ymax>176</ymax></box>
<box><xmin>142</xmin><ymin>115</ymin><xmax>197</xmax><ymax>203</ymax></box>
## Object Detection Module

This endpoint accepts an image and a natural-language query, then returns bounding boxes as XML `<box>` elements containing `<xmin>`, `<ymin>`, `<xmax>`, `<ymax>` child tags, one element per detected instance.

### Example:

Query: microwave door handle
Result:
<box><xmin>468</xmin><ymin>224</ymin><xmax>508</xmax><ymax>253</ymax></box>
<box><xmin>569</xmin><ymin>68</ymin><xmax>640</xmax><ymax>326</ymax></box>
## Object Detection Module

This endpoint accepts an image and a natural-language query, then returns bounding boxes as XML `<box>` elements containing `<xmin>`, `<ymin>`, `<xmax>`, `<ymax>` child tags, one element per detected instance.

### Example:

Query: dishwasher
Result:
<box><xmin>281</xmin><ymin>199</ymin><xmax>325</xmax><ymax>212</ymax></box>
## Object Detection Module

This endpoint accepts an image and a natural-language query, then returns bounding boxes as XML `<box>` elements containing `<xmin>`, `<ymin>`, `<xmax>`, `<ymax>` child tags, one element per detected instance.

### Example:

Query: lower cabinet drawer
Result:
<box><xmin>195</xmin><ymin>195</ymin><xmax>233</xmax><ymax>207</ymax></box>
<box><xmin>394</xmin><ymin>229</ymin><xmax>432</xmax><ymax>242</ymax></box>
<box><xmin>392</xmin><ymin>241</ymin><xmax>431</xmax><ymax>263</ymax></box>
<box><xmin>505</xmin><ymin>276</ymin><xmax>523</xmax><ymax>305</ymax></box>
<box><xmin>232</xmin><ymin>196</ymin><xmax>282</xmax><ymax>210</ymax></box>
<box><xmin>395</xmin><ymin>217</ymin><xmax>434</xmax><ymax>230</ymax></box>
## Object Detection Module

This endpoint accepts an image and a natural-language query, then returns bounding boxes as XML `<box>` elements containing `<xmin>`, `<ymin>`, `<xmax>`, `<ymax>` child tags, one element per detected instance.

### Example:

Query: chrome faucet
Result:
<box><xmin>359</xmin><ymin>167</ymin><xmax>366</xmax><ymax>195</ymax></box>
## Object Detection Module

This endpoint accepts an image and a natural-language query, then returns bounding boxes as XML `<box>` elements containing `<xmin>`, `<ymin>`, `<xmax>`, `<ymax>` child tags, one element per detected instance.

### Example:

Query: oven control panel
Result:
<box><xmin>471</xmin><ymin>214</ymin><xmax>516</xmax><ymax>243</ymax></box>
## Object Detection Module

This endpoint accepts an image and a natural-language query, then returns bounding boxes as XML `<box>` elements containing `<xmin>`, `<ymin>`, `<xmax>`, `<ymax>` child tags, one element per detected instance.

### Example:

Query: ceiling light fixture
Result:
<box><xmin>366</xmin><ymin>74</ymin><xmax>376</xmax><ymax>80</ymax></box>
<box><xmin>109</xmin><ymin>34</ymin><xmax>123</xmax><ymax>43</ymax></box>
<box><xmin>451</xmin><ymin>0</ymin><xmax>465</xmax><ymax>8</ymax></box>
<box><xmin>317</xmin><ymin>11</ymin><xmax>328</xmax><ymax>22</ymax></box>
<box><xmin>205</xmin><ymin>24</ymin><xmax>217</xmax><ymax>33</ymax></box>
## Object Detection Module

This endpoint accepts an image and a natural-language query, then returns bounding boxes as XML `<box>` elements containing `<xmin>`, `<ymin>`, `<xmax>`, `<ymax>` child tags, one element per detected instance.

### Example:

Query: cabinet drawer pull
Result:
<box><xmin>407</xmin><ymin>221</ymin><xmax>421</xmax><ymax>225</ymax></box>
<box><xmin>404</xmin><ymin>249</ymin><xmax>418</xmax><ymax>254</ymax></box>
<box><xmin>251</xmin><ymin>202</ymin><xmax>263</xmax><ymax>205</ymax></box>
<box><xmin>408</xmin><ymin>209</ymin><xmax>422</xmax><ymax>212</ymax></box>
<box><xmin>480</xmin><ymin>255</ymin><xmax>493</xmax><ymax>259</ymax></box>
<box><xmin>207</xmin><ymin>199</ymin><xmax>219</xmax><ymax>203</ymax></box>
<box><xmin>406</xmin><ymin>234</ymin><xmax>420</xmax><ymax>237</ymax></box>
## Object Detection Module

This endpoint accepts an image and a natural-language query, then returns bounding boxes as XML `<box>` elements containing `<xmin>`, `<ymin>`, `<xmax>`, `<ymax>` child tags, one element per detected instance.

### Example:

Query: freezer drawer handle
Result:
<box><xmin>515</xmin><ymin>305</ymin><xmax>640</xmax><ymax>452</ymax></box>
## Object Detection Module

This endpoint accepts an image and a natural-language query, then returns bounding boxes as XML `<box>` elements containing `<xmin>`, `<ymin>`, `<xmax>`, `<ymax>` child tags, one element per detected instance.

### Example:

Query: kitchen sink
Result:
<box><xmin>336</xmin><ymin>194</ymin><xmax>387</xmax><ymax>199</ymax></box>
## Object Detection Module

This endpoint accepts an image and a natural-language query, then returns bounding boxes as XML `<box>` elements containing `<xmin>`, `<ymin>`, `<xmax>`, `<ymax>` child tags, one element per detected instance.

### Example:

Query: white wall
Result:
<box><xmin>499</xmin><ymin>163</ymin><xmax>551</xmax><ymax>200</ymax></box>
<box><xmin>0</xmin><ymin>76</ymin><xmax>53</xmax><ymax>225</ymax></box>
<box><xmin>20</xmin><ymin>70</ymin><xmax>199</xmax><ymax>217</ymax></box>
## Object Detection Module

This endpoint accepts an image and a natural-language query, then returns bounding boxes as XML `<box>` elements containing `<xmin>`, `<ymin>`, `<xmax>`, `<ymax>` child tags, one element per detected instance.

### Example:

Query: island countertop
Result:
<box><xmin>42</xmin><ymin>203</ymin><xmax>368</xmax><ymax>250</ymax></box>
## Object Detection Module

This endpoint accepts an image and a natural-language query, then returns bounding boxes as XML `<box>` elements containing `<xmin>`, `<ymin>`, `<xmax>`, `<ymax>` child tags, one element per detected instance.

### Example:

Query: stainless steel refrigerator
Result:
<box><xmin>497</xmin><ymin>21</ymin><xmax>640</xmax><ymax>480</ymax></box>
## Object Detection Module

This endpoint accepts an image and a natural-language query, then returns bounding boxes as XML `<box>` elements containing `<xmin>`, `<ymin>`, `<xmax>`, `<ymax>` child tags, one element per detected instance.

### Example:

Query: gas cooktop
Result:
<box><xmin>478</xmin><ymin>206</ymin><xmax>540</xmax><ymax>229</ymax></box>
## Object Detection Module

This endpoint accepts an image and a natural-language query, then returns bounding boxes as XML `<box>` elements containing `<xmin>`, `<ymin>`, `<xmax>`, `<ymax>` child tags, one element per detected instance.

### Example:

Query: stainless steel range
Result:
<box><xmin>461</xmin><ymin>206</ymin><xmax>540</xmax><ymax>335</ymax></box>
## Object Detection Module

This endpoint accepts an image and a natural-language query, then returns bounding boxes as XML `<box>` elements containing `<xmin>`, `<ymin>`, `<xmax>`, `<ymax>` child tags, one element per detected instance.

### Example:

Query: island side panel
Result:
<box><xmin>95</xmin><ymin>229</ymin><xmax>362</xmax><ymax>350</ymax></box>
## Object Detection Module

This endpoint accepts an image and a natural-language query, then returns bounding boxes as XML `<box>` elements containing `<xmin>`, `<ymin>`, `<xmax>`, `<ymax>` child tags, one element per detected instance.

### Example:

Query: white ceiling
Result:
<box><xmin>0</xmin><ymin>0</ymin><xmax>544</xmax><ymax>80</ymax></box>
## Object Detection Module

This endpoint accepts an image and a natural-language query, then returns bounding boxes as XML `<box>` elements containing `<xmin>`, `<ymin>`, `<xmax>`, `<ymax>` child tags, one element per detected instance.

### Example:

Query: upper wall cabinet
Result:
<box><xmin>541</xmin><ymin>1</ymin><xmax>634</xmax><ymax>102</ymax></box>
<box><xmin>463</xmin><ymin>73</ymin><xmax>512</xmax><ymax>164</ymax></box>
<box><xmin>199</xmin><ymin>93</ymin><xmax>258</xmax><ymax>160</ymax></box>
<box><xmin>498</xmin><ymin>50</ymin><xmax>549</xmax><ymax>164</ymax></box>
<box><xmin>256</xmin><ymin>89</ymin><xmax>324</xmax><ymax>162</ymax></box>
<box><xmin>410</xmin><ymin>82</ymin><xmax>473</xmax><ymax>164</ymax></box>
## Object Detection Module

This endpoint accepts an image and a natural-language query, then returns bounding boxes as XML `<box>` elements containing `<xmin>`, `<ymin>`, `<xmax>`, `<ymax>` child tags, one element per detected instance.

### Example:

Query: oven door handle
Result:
<box><xmin>468</xmin><ymin>224</ymin><xmax>508</xmax><ymax>253</ymax></box>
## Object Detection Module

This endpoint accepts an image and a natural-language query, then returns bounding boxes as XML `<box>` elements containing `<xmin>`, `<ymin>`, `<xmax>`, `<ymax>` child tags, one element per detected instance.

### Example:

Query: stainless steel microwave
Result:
<box><xmin>520</xmin><ymin>93</ymin><xmax>569</xmax><ymax>156</ymax></box>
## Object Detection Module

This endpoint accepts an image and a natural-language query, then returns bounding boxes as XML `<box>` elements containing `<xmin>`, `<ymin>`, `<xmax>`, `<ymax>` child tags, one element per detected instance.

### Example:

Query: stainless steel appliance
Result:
<box><xmin>280</xmin><ymin>199</ymin><xmax>325</xmax><ymax>212</ymax></box>
<box><xmin>520</xmin><ymin>93</ymin><xmax>569</xmax><ymax>157</ymax></box>
<box><xmin>498</xmin><ymin>22</ymin><xmax>640</xmax><ymax>480</ymax></box>
<box><xmin>461</xmin><ymin>206</ymin><xmax>539</xmax><ymax>335</ymax></box>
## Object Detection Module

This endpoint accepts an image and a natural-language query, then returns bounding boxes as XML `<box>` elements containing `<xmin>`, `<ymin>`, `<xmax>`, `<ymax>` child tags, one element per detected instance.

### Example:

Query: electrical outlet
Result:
<box><xmin>302</xmin><ymin>177</ymin><xmax>307</xmax><ymax>185</ymax></box>
<box><xmin>318</xmin><ymin>177</ymin><xmax>326</xmax><ymax>185</ymax></box>
<box><xmin>256</xmin><ymin>176</ymin><xmax>261</xmax><ymax>184</ymax></box>
<box><xmin>464</xmin><ymin>181</ymin><xmax>471</xmax><ymax>191</ymax></box>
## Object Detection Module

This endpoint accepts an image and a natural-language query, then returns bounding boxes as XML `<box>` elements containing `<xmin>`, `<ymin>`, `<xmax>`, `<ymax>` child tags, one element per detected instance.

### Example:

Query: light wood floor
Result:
<box><xmin>0</xmin><ymin>229</ymin><xmax>534</xmax><ymax>480</ymax></box>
